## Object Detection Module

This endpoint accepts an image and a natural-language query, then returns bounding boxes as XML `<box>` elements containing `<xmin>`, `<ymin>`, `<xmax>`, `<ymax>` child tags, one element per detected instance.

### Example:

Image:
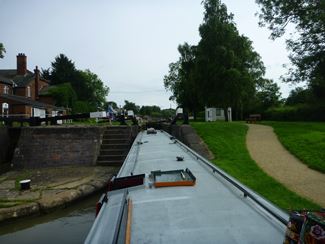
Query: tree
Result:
<box><xmin>164</xmin><ymin>43</ymin><xmax>201</xmax><ymax>118</ymax></box>
<box><xmin>139</xmin><ymin>105</ymin><xmax>161</xmax><ymax>116</ymax></box>
<box><xmin>165</xmin><ymin>0</ymin><xmax>265</xmax><ymax>120</ymax></box>
<box><xmin>256</xmin><ymin>0</ymin><xmax>325</xmax><ymax>102</ymax></box>
<box><xmin>46</xmin><ymin>83</ymin><xmax>77</xmax><ymax>109</ymax></box>
<box><xmin>43</xmin><ymin>54</ymin><xmax>109</xmax><ymax>112</ymax></box>
<box><xmin>48</xmin><ymin>54</ymin><xmax>77</xmax><ymax>85</ymax></box>
<box><xmin>41</xmin><ymin>68</ymin><xmax>51</xmax><ymax>80</ymax></box>
<box><xmin>161</xmin><ymin>108</ymin><xmax>175</xmax><ymax>119</ymax></box>
<box><xmin>286</xmin><ymin>87</ymin><xmax>311</xmax><ymax>105</ymax></box>
<box><xmin>196</xmin><ymin>0</ymin><xmax>265</xmax><ymax>119</ymax></box>
<box><xmin>0</xmin><ymin>43</ymin><xmax>5</xmax><ymax>59</ymax></box>
<box><xmin>77</xmin><ymin>69</ymin><xmax>109</xmax><ymax>110</ymax></box>
<box><xmin>123</xmin><ymin>100</ymin><xmax>140</xmax><ymax>114</ymax></box>
<box><xmin>256</xmin><ymin>79</ymin><xmax>282</xmax><ymax>111</ymax></box>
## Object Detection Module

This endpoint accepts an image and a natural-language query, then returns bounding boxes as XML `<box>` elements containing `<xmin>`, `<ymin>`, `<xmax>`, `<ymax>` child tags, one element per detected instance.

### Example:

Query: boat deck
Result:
<box><xmin>86</xmin><ymin>130</ymin><xmax>288</xmax><ymax>244</ymax></box>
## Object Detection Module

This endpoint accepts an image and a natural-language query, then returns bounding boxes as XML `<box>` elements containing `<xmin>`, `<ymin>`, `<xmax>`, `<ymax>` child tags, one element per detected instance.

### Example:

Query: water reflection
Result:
<box><xmin>0</xmin><ymin>193</ymin><xmax>102</xmax><ymax>244</ymax></box>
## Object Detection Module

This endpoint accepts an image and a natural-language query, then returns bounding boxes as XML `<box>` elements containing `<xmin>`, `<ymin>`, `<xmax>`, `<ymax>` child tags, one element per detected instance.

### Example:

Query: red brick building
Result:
<box><xmin>0</xmin><ymin>54</ymin><xmax>61</xmax><ymax>118</ymax></box>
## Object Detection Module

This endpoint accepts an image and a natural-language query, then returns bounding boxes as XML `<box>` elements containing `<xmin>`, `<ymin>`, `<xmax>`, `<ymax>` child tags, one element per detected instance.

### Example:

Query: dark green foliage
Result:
<box><xmin>164</xmin><ymin>0</ymin><xmax>265</xmax><ymax>120</ymax></box>
<box><xmin>77</xmin><ymin>70</ymin><xmax>109</xmax><ymax>111</ymax></box>
<box><xmin>197</xmin><ymin>0</ymin><xmax>264</xmax><ymax>112</ymax></box>
<box><xmin>123</xmin><ymin>100</ymin><xmax>140</xmax><ymax>114</ymax></box>
<box><xmin>255</xmin><ymin>79</ymin><xmax>282</xmax><ymax>112</ymax></box>
<box><xmin>43</xmin><ymin>54</ymin><xmax>109</xmax><ymax>112</ymax></box>
<box><xmin>139</xmin><ymin>105</ymin><xmax>161</xmax><ymax>116</ymax></box>
<box><xmin>46</xmin><ymin>83</ymin><xmax>77</xmax><ymax>108</ymax></box>
<box><xmin>0</xmin><ymin>43</ymin><xmax>5</xmax><ymax>59</ymax></box>
<box><xmin>191</xmin><ymin>121</ymin><xmax>319</xmax><ymax>210</ymax></box>
<box><xmin>160</xmin><ymin>108</ymin><xmax>175</xmax><ymax>119</ymax></box>
<box><xmin>263</xmin><ymin>121</ymin><xmax>325</xmax><ymax>173</ymax></box>
<box><xmin>264</xmin><ymin>104</ymin><xmax>325</xmax><ymax>121</ymax></box>
<box><xmin>73</xmin><ymin>101</ymin><xmax>93</xmax><ymax>114</ymax></box>
<box><xmin>286</xmin><ymin>87</ymin><xmax>311</xmax><ymax>105</ymax></box>
<box><xmin>49</xmin><ymin>54</ymin><xmax>77</xmax><ymax>85</ymax></box>
<box><xmin>137</xmin><ymin>106</ymin><xmax>175</xmax><ymax>119</ymax></box>
<box><xmin>164</xmin><ymin>43</ymin><xmax>200</xmax><ymax>117</ymax></box>
<box><xmin>256</xmin><ymin>0</ymin><xmax>325</xmax><ymax>102</ymax></box>
<box><xmin>41</xmin><ymin>68</ymin><xmax>51</xmax><ymax>80</ymax></box>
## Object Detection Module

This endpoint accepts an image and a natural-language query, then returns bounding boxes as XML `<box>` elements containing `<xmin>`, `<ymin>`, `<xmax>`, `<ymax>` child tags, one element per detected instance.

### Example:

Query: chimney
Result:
<box><xmin>34</xmin><ymin>66</ymin><xmax>40</xmax><ymax>100</ymax></box>
<box><xmin>17</xmin><ymin>53</ymin><xmax>27</xmax><ymax>75</ymax></box>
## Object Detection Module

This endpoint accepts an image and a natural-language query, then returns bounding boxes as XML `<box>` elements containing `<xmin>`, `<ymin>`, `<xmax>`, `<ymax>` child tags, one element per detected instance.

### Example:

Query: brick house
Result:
<box><xmin>0</xmin><ymin>53</ymin><xmax>61</xmax><ymax>118</ymax></box>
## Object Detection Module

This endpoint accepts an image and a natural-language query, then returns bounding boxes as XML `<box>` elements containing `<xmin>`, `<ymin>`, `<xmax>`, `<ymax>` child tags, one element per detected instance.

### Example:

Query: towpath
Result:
<box><xmin>246</xmin><ymin>124</ymin><xmax>325</xmax><ymax>207</ymax></box>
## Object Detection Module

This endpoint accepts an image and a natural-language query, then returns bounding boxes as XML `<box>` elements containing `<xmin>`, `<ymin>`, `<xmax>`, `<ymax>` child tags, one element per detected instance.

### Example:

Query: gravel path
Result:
<box><xmin>246</xmin><ymin>124</ymin><xmax>325</xmax><ymax>207</ymax></box>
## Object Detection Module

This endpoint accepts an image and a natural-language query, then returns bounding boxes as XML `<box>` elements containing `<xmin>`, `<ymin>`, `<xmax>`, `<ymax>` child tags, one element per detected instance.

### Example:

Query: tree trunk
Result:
<box><xmin>224</xmin><ymin>107</ymin><xmax>228</xmax><ymax>122</ymax></box>
<box><xmin>183</xmin><ymin>108</ymin><xmax>189</xmax><ymax>124</ymax></box>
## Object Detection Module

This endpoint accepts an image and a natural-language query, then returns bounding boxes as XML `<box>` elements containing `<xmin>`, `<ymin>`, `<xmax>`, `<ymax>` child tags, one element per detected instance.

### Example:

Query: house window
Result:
<box><xmin>2</xmin><ymin>103</ymin><xmax>9</xmax><ymax>117</ymax></box>
<box><xmin>27</xmin><ymin>86</ymin><xmax>31</xmax><ymax>97</ymax></box>
<box><xmin>3</xmin><ymin>85</ymin><xmax>9</xmax><ymax>94</ymax></box>
<box><xmin>216</xmin><ymin>109</ymin><xmax>221</xmax><ymax>116</ymax></box>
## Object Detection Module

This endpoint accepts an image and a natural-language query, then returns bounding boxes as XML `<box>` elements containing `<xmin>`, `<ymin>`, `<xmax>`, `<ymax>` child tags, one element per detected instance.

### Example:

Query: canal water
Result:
<box><xmin>0</xmin><ymin>193</ymin><xmax>102</xmax><ymax>244</ymax></box>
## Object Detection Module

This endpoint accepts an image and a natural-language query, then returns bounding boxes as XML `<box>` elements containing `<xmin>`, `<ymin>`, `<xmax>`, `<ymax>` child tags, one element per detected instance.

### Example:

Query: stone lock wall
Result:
<box><xmin>12</xmin><ymin>126</ymin><xmax>105</xmax><ymax>168</ymax></box>
<box><xmin>0</xmin><ymin>127</ymin><xmax>10</xmax><ymax>164</ymax></box>
<box><xmin>0</xmin><ymin>127</ymin><xmax>21</xmax><ymax>172</ymax></box>
<box><xmin>161</xmin><ymin>123</ymin><xmax>214</xmax><ymax>160</ymax></box>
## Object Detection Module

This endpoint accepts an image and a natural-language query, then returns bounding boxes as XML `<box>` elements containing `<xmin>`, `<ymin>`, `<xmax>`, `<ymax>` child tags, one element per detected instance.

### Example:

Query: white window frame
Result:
<box><xmin>3</xmin><ymin>85</ymin><xmax>9</xmax><ymax>94</ymax></box>
<box><xmin>27</xmin><ymin>86</ymin><xmax>31</xmax><ymax>97</ymax></box>
<box><xmin>2</xmin><ymin>103</ymin><xmax>9</xmax><ymax>117</ymax></box>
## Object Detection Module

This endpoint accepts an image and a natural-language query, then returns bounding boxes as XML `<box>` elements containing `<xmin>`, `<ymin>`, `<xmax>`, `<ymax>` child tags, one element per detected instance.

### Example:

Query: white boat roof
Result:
<box><xmin>86</xmin><ymin>130</ymin><xmax>288</xmax><ymax>244</ymax></box>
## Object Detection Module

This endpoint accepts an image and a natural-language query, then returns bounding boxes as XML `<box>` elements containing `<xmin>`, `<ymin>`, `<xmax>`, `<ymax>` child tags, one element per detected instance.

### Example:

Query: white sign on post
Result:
<box><xmin>227</xmin><ymin>107</ymin><xmax>232</xmax><ymax>122</ymax></box>
<box><xmin>90</xmin><ymin>111</ymin><xmax>106</xmax><ymax>118</ymax></box>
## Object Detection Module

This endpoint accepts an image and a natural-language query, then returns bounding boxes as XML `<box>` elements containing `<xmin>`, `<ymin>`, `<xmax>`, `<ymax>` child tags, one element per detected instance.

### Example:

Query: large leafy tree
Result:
<box><xmin>164</xmin><ymin>43</ymin><xmax>201</xmax><ymax>118</ymax></box>
<box><xmin>77</xmin><ymin>69</ymin><xmax>109</xmax><ymax>110</ymax></box>
<box><xmin>46</xmin><ymin>54</ymin><xmax>77</xmax><ymax>85</ymax></box>
<box><xmin>196</xmin><ymin>0</ymin><xmax>264</xmax><ymax>119</ymax></box>
<box><xmin>164</xmin><ymin>0</ymin><xmax>266</xmax><ymax>120</ymax></box>
<box><xmin>286</xmin><ymin>87</ymin><xmax>311</xmax><ymax>105</ymax></box>
<box><xmin>256</xmin><ymin>0</ymin><xmax>325</xmax><ymax>102</ymax></box>
<box><xmin>43</xmin><ymin>54</ymin><xmax>109</xmax><ymax>112</ymax></box>
<box><xmin>256</xmin><ymin>79</ymin><xmax>282</xmax><ymax>111</ymax></box>
<box><xmin>46</xmin><ymin>83</ymin><xmax>77</xmax><ymax>109</ymax></box>
<box><xmin>139</xmin><ymin>105</ymin><xmax>161</xmax><ymax>116</ymax></box>
<box><xmin>123</xmin><ymin>100</ymin><xmax>140</xmax><ymax>114</ymax></box>
<box><xmin>0</xmin><ymin>43</ymin><xmax>5</xmax><ymax>59</ymax></box>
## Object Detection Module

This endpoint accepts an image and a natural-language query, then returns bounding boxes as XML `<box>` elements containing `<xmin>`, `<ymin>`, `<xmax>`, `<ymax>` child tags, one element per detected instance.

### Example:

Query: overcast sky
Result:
<box><xmin>0</xmin><ymin>0</ymin><xmax>297</xmax><ymax>109</ymax></box>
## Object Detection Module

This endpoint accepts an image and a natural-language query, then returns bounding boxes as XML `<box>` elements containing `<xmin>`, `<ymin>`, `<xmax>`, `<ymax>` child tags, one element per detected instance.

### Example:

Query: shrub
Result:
<box><xmin>264</xmin><ymin>105</ymin><xmax>325</xmax><ymax>121</ymax></box>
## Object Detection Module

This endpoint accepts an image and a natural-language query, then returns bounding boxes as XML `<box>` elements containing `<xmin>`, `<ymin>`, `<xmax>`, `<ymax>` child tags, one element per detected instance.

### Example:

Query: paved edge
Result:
<box><xmin>0</xmin><ymin>170</ymin><xmax>113</xmax><ymax>223</ymax></box>
<box><xmin>246</xmin><ymin>124</ymin><xmax>325</xmax><ymax>207</ymax></box>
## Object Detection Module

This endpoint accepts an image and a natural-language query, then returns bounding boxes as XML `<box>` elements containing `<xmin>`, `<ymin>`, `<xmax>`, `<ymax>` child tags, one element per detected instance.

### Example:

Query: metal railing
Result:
<box><xmin>162</xmin><ymin>130</ymin><xmax>289</xmax><ymax>226</ymax></box>
<box><xmin>0</xmin><ymin>113</ymin><xmax>90</xmax><ymax>126</ymax></box>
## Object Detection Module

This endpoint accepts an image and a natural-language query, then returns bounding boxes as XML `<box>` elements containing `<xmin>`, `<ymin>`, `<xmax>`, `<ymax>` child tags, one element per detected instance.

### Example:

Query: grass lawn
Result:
<box><xmin>262</xmin><ymin>121</ymin><xmax>325</xmax><ymax>173</ymax></box>
<box><xmin>191</xmin><ymin>121</ymin><xmax>320</xmax><ymax>210</ymax></box>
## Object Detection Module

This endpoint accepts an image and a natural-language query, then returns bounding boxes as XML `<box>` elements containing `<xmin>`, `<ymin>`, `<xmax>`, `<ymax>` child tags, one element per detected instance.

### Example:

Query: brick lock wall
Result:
<box><xmin>0</xmin><ymin>127</ymin><xmax>21</xmax><ymax>170</ymax></box>
<box><xmin>12</xmin><ymin>126</ymin><xmax>105</xmax><ymax>168</ymax></box>
<box><xmin>0</xmin><ymin>128</ymin><xmax>10</xmax><ymax>164</ymax></box>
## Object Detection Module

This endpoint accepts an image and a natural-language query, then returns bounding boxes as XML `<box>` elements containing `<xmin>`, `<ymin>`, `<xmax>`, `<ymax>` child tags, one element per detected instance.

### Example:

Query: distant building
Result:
<box><xmin>0</xmin><ymin>53</ymin><xmax>62</xmax><ymax>118</ymax></box>
<box><xmin>205</xmin><ymin>107</ymin><xmax>225</xmax><ymax>121</ymax></box>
